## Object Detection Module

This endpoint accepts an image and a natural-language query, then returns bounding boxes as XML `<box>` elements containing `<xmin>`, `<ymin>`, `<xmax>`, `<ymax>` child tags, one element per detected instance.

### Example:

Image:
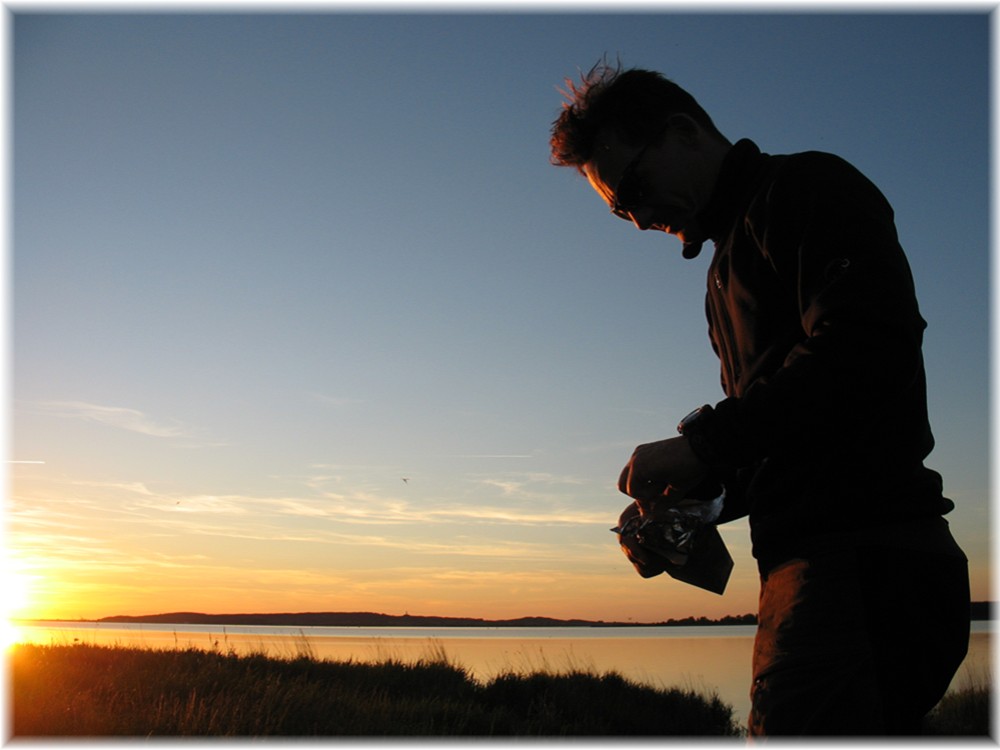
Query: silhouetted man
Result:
<box><xmin>549</xmin><ymin>63</ymin><xmax>970</xmax><ymax>736</ymax></box>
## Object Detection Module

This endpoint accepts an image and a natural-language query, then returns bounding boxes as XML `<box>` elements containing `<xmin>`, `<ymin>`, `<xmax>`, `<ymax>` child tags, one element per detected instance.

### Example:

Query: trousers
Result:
<box><xmin>748</xmin><ymin>516</ymin><xmax>970</xmax><ymax>736</ymax></box>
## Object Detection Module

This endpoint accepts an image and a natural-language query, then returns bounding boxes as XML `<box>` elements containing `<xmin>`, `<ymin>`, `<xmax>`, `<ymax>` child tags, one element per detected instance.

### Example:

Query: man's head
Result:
<box><xmin>550</xmin><ymin>62</ymin><xmax>731</xmax><ymax>254</ymax></box>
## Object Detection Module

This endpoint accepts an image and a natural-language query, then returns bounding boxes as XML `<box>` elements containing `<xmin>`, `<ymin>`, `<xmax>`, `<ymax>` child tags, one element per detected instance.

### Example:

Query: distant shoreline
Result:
<box><xmin>22</xmin><ymin>602</ymin><xmax>993</xmax><ymax>627</ymax></box>
<box><xmin>35</xmin><ymin>611</ymin><xmax>760</xmax><ymax>628</ymax></box>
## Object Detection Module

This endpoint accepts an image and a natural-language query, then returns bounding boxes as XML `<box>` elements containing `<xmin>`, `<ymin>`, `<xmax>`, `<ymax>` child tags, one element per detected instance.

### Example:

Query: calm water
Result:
<box><xmin>15</xmin><ymin>620</ymin><xmax>993</xmax><ymax>727</ymax></box>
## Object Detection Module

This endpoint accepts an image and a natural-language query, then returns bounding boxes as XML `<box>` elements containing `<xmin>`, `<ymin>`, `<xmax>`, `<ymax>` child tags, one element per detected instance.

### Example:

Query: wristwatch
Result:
<box><xmin>677</xmin><ymin>404</ymin><xmax>722</xmax><ymax>467</ymax></box>
<box><xmin>678</xmin><ymin>404</ymin><xmax>713</xmax><ymax>435</ymax></box>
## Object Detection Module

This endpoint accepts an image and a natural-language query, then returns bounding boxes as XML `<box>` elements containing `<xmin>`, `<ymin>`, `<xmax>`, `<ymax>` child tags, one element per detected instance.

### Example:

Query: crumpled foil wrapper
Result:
<box><xmin>612</xmin><ymin>490</ymin><xmax>733</xmax><ymax>595</ymax></box>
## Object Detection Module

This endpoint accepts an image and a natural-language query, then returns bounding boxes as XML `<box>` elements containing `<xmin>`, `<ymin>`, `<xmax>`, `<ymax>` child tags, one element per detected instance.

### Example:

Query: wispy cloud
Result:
<box><xmin>32</xmin><ymin>474</ymin><xmax>607</xmax><ymax>529</ymax></box>
<box><xmin>469</xmin><ymin>472</ymin><xmax>589</xmax><ymax>500</ymax></box>
<box><xmin>301</xmin><ymin>496</ymin><xmax>606</xmax><ymax>526</ymax></box>
<box><xmin>448</xmin><ymin>454</ymin><xmax>535</xmax><ymax>459</ymax></box>
<box><xmin>74</xmin><ymin>480</ymin><xmax>156</xmax><ymax>496</ymax></box>
<box><xmin>27</xmin><ymin>400</ymin><xmax>221</xmax><ymax>444</ymax></box>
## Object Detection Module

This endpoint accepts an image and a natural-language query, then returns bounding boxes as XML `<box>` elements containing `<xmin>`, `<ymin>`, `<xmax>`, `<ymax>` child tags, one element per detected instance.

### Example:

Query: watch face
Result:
<box><xmin>678</xmin><ymin>406</ymin><xmax>709</xmax><ymax>434</ymax></box>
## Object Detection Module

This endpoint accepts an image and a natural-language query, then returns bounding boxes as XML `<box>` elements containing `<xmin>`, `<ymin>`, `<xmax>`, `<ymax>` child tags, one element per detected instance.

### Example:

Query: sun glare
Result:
<box><xmin>3</xmin><ymin>562</ymin><xmax>34</xmax><ymax>619</ymax></box>
<box><xmin>2</xmin><ymin>562</ymin><xmax>36</xmax><ymax>648</ymax></box>
<box><xmin>1</xmin><ymin>620</ymin><xmax>25</xmax><ymax>650</ymax></box>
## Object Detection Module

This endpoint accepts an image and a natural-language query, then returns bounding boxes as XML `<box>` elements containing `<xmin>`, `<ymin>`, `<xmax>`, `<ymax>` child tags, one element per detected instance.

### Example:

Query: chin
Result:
<box><xmin>676</xmin><ymin>226</ymin><xmax>704</xmax><ymax>245</ymax></box>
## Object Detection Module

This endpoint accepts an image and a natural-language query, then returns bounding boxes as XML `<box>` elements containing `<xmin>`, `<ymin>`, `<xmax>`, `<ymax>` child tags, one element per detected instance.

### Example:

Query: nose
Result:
<box><xmin>628</xmin><ymin>208</ymin><xmax>656</xmax><ymax>231</ymax></box>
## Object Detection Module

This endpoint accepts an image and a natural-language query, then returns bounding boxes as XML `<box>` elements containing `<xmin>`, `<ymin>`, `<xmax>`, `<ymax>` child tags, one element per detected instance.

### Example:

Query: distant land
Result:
<box><xmin>93</xmin><ymin>611</ymin><xmax>760</xmax><ymax>628</ymax></box>
<box><xmin>83</xmin><ymin>601</ymin><xmax>990</xmax><ymax>627</ymax></box>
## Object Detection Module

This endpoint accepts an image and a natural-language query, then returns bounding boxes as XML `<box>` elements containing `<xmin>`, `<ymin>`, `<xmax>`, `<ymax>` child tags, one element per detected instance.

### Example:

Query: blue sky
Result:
<box><xmin>8</xmin><ymin>9</ymin><xmax>992</xmax><ymax>621</ymax></box>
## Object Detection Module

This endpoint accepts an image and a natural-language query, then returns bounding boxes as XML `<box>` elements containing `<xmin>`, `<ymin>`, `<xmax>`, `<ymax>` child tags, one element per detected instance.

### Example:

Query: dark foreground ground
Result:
<box><xmin>9</xmin><ymin>642</ymin><xmax>990</xmax><ymax>737</ymax></box>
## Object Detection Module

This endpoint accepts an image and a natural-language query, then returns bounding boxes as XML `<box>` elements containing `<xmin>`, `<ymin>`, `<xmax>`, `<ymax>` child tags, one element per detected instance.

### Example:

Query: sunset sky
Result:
<box><xmin>8</xmin><ymin>9</ymin><xmax>992</xmax><ymax>624</ymax></box>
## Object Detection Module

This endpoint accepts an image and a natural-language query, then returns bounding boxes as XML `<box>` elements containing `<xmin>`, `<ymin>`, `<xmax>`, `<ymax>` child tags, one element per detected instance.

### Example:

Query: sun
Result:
<box><xmin>1</xmin><ymin>564</ymin><xmax>36</xmax><ymax>648</ymax></box>
<box><xmin>1</xmin><ymin>619</ymin><xmax>26</xmax><ymax>650</ymax></box>
<box><xmin>2</xmin><ymin>562</ymin><xmax>35</xmax><ymax>620</ymax></box>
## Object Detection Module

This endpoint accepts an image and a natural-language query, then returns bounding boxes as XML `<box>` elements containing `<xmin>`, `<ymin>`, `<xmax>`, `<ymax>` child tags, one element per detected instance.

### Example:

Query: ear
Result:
<box><xmin>666</xmin><ymin>113</ymin><xmax>702</xmax><ymax>144</ymax></box>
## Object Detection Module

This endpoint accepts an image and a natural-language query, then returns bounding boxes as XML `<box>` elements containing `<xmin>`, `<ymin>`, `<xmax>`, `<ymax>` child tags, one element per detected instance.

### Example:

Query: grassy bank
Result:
<box><xmin>923</xmin><ymin>666</ymin><xmax>993</xmax><ymax>737</ymax></box>
<box><xmin>10</xmin><ymin>642</ymin><xmax>743</xmax><ymax>737</ymax></box>
<box><xmin>10</xmin><ymin>642</ymin><xmax>990</xmax><ymax>737</ymax></box>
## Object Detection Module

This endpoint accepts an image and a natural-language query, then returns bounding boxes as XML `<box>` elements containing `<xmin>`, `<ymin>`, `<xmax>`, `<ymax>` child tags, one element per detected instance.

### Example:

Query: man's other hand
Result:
<box><xmin>618</xmin><ymin>436</ymin><xmax>709</xmax><ymax>514</ymax></box>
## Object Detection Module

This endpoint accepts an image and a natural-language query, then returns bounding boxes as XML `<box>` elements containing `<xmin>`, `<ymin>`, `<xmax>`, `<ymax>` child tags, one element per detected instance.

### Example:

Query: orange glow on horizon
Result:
<box><xmin>2</xmin><ymin>555</ymin><xmax>760</xmax><ymax>624</ymax></box>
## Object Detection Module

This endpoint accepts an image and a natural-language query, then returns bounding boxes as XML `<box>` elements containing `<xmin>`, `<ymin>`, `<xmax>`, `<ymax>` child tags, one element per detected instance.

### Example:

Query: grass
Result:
<box><xmin>9</xmin><ymin>641</ymin><xmax>744</xmax><ymax>737</ymax></box>
<box><xmin>10</xmin><ymin>640</ymin><xmax>991</xmax><ymax>737</ymax></box>
<box><xmin>922</xmin><ymin>664</ymin><xmax>994</xmax><ymax>737</ymax></box>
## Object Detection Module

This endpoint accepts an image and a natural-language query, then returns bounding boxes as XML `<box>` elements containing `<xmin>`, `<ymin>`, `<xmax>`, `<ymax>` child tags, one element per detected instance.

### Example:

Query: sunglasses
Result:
<box><xmin>609</xmin><ymin>125</ymin><xmax>669</xmax><ymax>221</ymax></box>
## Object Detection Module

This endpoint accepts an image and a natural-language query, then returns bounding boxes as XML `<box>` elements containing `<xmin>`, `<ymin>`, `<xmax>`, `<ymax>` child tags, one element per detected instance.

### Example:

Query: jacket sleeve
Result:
<box><xmin>698</xmin><ymin>153</ymin><xmax>933</xmax><ymax>471</ymax></box>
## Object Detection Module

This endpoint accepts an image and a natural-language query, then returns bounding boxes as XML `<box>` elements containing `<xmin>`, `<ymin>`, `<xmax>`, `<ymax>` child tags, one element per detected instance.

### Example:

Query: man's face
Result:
<box><xmin>584</xmin><ymin>121</ymin><xmax>713</xmax><ymax>246</ymax></box>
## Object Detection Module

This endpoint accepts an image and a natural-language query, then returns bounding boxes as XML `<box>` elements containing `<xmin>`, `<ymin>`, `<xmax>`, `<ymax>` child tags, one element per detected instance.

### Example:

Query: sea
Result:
<box><xmin>13</xmin><ymin>620</ymin><xmax>993</xmax><ymax>728</ymax></box>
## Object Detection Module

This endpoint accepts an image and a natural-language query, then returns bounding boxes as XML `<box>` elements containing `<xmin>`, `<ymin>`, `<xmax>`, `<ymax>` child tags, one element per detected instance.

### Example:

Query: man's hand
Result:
<box><xmin>618</xmin><ymin>436</ymin><xmax>708</xmax><ymax>515</ymax></box>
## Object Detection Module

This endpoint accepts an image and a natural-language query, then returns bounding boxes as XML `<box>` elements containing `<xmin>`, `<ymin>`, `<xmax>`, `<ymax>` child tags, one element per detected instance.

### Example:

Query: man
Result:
<box><xmin>549</xmin><ymin>63</ymin><xmax>970</xmax><ymax>736</ymax></box>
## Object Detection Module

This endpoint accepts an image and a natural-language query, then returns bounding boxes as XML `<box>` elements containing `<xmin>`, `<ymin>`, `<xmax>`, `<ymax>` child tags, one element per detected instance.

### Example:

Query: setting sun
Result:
<box><xmin>3</xmin><ymin>561</ymin><xmax>34</xmax><ymax>621</ymax></box>
<box><xmin>2</xmin><ymin>562</ymin><xmax>34</xmax><ymax>649</ymax></box>
<box><xmin>2</xmin><ymin>620</ymin><xmax>25</xmax><ymax>650</ymax></box>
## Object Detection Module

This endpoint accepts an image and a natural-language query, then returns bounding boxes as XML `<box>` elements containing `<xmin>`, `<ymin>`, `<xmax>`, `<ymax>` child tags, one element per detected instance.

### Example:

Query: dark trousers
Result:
<box><xmin>748</xmin><ymin>517</ymin><xmax>970</xmax><ymax>736</ymax></box>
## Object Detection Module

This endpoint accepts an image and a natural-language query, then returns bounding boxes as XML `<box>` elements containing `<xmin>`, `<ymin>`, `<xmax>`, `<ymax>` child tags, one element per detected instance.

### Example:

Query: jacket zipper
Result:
<box><xmin>708</xmin><ymin>262</ymin><xmax>740</xmax><ymax>396</ymax></box>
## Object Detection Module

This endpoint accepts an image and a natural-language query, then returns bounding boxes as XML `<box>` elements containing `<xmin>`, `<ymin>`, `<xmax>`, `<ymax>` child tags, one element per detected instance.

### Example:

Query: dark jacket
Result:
<box><xmin>690</xmin><ymin>139</ymin><xmax>953</xmax><ymax>568</ymax></box>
